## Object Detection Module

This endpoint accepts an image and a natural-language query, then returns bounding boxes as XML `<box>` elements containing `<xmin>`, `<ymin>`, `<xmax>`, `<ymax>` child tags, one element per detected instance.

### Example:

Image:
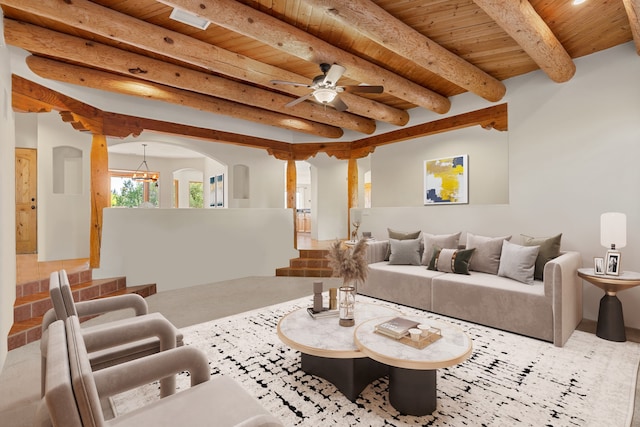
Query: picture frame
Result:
<box><xmin>424</xmin><ymin>154</ymin><xmax>468</xmax><ymax>205</ymax></box>
<box><xmin>593</xmin><ymin>257</ymin><xmax>604</xmax><ymax>275</ymax></box>
<box><xmin>605</xmin><ymin>251</ymin><xmax>620</xmax><ymax>276</ymax></box>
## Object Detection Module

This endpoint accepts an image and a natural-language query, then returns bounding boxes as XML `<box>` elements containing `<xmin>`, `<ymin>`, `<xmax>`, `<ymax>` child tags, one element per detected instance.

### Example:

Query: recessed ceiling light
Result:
<box><xmin>169</xmin><ymin>8</ymin><xmax>210</xmax><ymax>30</ymax></box>
<box><xmin>572</xmin><ymin>0</ymin><xmax>587</xmax><ymax>5</ymax></box>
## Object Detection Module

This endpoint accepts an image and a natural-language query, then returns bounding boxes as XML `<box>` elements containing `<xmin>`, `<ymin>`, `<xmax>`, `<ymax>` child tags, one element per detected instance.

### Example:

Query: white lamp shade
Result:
<box><xmin>313</xmin><ymin>88</ymin><xmax>337</xmax><ymax>104</ymax></box>
<box><xmin>600</xmin><ymin>212</ymin><xmax>626</xmax><ymax>249</ymax></box>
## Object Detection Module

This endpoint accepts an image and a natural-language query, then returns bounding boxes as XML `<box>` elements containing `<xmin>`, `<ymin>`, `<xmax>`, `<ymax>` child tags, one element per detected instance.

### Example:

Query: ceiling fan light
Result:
<box><xmin>313</xmin><ymin>88</ymin><xmax>337</xmax><ymax>104</ymax></box>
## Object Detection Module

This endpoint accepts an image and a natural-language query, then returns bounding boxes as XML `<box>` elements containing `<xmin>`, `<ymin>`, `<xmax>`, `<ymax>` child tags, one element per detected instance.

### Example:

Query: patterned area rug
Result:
<box><xmin>112</xmin><ymin>296</ymin><xmax>639</xmax><ymax>426</ymax></box>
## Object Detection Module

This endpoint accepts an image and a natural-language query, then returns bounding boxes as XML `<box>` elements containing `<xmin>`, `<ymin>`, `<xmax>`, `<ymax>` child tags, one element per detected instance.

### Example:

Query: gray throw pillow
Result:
<box><xmin>421</xmin><ymin>232</ymin><xmax>462</xmax><ymax>265</ymax></box>
<box><xmin>466</xmin><ymin>233</ymin><xmax>512</xmax><ymax>274</ymax></box>
<box><xmin>388</xmin><ymin>238</ymin><xmax>422</xmax><ymax>265</ymax></box>
<box><xmin>521</xmin><ymin>233</ymin><xmax>562</xmax><ymax>281</ymax></box>
<box><xmin>498</xmin><ymin>240</ymin><xmax>540</xmax><ymax>284</ymax></box>
<box><xmin>385</xmin><ymin>228</ymin><xmax>421</xmax><ymax>260</ymax></box>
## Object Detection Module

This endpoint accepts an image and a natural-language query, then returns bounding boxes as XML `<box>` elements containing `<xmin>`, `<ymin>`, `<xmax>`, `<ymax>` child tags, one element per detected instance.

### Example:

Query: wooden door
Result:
<box><xmin>16</xmin><ymin>148</ymin><xmax>37</xmax><ymax>254</ymax></box>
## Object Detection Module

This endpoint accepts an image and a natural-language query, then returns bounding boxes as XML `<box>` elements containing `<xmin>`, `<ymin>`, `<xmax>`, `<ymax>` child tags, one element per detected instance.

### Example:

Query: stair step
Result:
<box><xmin>289</xmin><ymin>258</ymin><xmax>330</xmax><ymax>268</ymax></box>
<box><xmin>8</xmin><ymin>282</ymin><xmax>156</xmax><ymax>351</ymax></box>
<box><xmin>276</xmin><ymin>266</ymin><xmax>334</xmax><ymax>277</ymax></box>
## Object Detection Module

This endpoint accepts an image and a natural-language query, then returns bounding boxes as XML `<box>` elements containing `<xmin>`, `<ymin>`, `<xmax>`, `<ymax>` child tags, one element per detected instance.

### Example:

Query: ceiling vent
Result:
<box><xmin>169</xmin><ymin>8</ymin><xmax>210</xmax><ymax>30</ymax></box>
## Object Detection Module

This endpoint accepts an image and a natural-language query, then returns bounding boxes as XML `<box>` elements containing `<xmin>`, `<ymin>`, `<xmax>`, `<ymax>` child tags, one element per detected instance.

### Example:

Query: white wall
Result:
<box><xmin>36</xmin><ymin>113</ymin><xmax>92</xmax><ymax>261</ymax></box>
<box><xmin>0</xmin><ymin>20</ymin><xmax>16</xmax><ymax>370</ymax></box>
<box><xmin>355</xmin><ymin>42</ymin><xmax>640</xmax><ymax>328</ymax></box>
<box><xmin>308</xmin><ymin>154</ymin><xmax>349</xmax><ymax>240</ymax></box>
<box><xmin>93</xmin><ymin>208</ymin><xmax>299</xmax><ymax>291</ymax></box>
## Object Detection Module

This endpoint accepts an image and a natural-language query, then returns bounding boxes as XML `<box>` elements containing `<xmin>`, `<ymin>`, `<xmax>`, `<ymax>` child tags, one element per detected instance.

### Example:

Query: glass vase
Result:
<box><xmin>339</xmin><ymin>285</ymin><xmax>356</xmax><ymax>327</ymax></box>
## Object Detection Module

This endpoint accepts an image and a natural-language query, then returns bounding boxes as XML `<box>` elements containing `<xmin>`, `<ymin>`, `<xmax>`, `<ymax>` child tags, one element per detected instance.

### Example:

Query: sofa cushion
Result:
<box><xmin>385</xmin><ymin>228</ymin><xmax>422</xmax><ymax>260</ymax></box>
<box><xmin>359</xmin><ymin>262</ymin><xmax>443</xmax><ymax>310</ymax></box>
<box><xmin>466</xmin><ymin>233</ymin><xmax>511</xmax><ymax>274</ymax></box>
<box><xmin>431</xmin><ymin>272</ymin><xmax>552</xmax><ymax>343</ymax></box>
<box><xmin>498</xmin><ymin>240</ymin><xmax>540</xmax><ymax>284</ymax></box>
<box><xmin>388</xmin><ymin>238</ymin><xmax>422</xmax><ymax>265</ymax></box>
<box><xmin>428</xmin><ymin>247</ymin><xmax>475</xmax><ymax>274</ymax></box>
<box><xmin>421</xmin><ymin>232</ymin><xmax>462</xmax><ymax>265</ymax></box>
<box><xmin>522</xmin><ymin>233</ymin><xmax>562</xmax><ymax>280</ymax></box>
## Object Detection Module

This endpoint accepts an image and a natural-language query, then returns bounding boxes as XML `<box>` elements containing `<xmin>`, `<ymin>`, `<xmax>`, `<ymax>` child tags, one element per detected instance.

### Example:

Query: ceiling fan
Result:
<box><xmin>270</xmin><ymin>63</ymin><xmax>384</xmax><ymax>112</ymax></box>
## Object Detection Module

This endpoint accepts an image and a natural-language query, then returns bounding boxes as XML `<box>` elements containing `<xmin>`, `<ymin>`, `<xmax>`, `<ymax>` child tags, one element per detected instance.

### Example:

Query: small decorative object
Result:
<box><xmin>600</xmin><ymin>212</ymin><xmax>626</xmax><ymax>275</ymax></box>
<box><xmin>312</xmin><ymin>281</ymin><xmax>323</xmax><ymax>313</ymax></box>
<box><xmin>409</xmin><ymin>328</ymin><xmax>422</xmax><ymax>342</ymax></box>
<box><xmin>375</xmin><ymin>318</ymin><xmax>442</xmax><ymax>349</ymax></box>
<box><xmin>329</xmin><ymin>287</ymin><xmax>337</xmax><ymax>310</ymax></box>
<box><xmin>594</xmin><ymin>257</ymin><xmax>605</xmax><ymax>275</ymax></box>
<box><xmin>606</xmin><ymin>252</ymin><xmax>620</xmax><ymax>276</ymax></box>
<box><xmin>362</xmin><ymin>231</ymin><xmax>372</xmax><ymax>239</ymax></box>
<box><xmin>338</xmin><ymin>286</ymin><xmax>356</xmax><ymax>326</ymax></box>
<box><xmin>351</xmin><ymin>221</ymin><xmax>361</xmax><ymax>241</ymax></box>
<box><xmin>326</xmin><ymin>238</ymin><xmax>368</xmax><ymax>327</ymax></box>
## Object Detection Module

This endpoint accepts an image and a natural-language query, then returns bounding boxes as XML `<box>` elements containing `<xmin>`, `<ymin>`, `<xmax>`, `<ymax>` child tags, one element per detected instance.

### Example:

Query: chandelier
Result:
<box><xmin>132</xmin><ymin>144</ymin><xmax>158</xmax><ymax>183</ymax></box>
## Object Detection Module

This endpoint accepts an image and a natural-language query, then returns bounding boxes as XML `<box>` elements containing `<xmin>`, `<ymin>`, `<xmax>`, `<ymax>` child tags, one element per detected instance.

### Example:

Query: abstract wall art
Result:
<box><xmin>424</xmin><ymin>154</ymin><xmax>468</xmax><ymax>205</ymax></box>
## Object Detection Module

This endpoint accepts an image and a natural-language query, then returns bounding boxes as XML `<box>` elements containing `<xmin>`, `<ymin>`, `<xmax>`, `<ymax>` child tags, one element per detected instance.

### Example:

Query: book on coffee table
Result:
<box><xmin>375</xmin><ymin>317</ymin><xmax>420</xmax><ymax>339</ymax></box>
<box><xmin>307</xmin><ymin>307</ymin><xmax>339</xmax><ymax>319</ymax></box>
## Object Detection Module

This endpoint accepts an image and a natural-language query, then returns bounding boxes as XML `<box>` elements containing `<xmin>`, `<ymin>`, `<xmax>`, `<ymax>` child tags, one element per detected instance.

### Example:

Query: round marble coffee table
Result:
<box><xmin>277</xmin><ymin>301</ymin><xmax>401</xmax><ymax>401</ymax></box>
<box><xmin>355</xmin><ymin>315</ymin><xmax>473</xmax><ymax>416</ymax></box>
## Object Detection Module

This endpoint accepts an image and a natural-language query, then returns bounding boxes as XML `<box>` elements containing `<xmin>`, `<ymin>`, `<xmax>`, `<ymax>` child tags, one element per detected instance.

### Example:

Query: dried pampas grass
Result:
<box><xmin>326</xmin><ymin>239</ymin><xmax>368</xmax><ymax>284</ymax></box>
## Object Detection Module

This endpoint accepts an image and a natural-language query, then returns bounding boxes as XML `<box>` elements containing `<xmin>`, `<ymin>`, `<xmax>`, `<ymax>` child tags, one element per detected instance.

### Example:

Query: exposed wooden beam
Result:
<box><xmin>347</xmin><ymin>158</ymin><xmax>358</xmax><ymax>239</ymax></box>
<box><xmin>25</xmin><ymin>56</ymin><xmax>344</xmax><ymax>139</ymax></box>
<box><xmin>11</xmin><ymin>74</ymin><xmax>102</xmax><ymax>119</ymax></box>
<box><xmin>352</xmin><ymin>104</ymin><xmax>508</xmax><ymax>153</ymax></box>
<box><xmin>0</xmin><ymin>0</ymin><xmax>409</xmax><ymax>127</ymax></box>
<box><xmin>472</xmin><ymin>0</ymin><xmax>576</xmax><ymax>83</ymax></box>
<box><xmin>158</xmin><ymin>0</ymin><xmax>452</xmax><ymax>114</ymax></box>
<box><xmin>623</xmin><ymin>0</ymin><xmax>640</xmax><ymax>55</ymax></box>
<box><xmin>11</xmin><ymin>75</ymin><xmax>299</xmax><ymax>154</ymax></box>
<box><xmin>304</xmin><ymin>0</ymin><xmax>506</xmax><ymax>103</ymax></box>
<box><xmin>90</xmin><ymin>134</ymin><xmax>110</xmax><ymax>269</ymax></box>
<box><xmin>6</xmin><ymin>20</ymin><xmax>373</xmax><ymax>136</ymax></box>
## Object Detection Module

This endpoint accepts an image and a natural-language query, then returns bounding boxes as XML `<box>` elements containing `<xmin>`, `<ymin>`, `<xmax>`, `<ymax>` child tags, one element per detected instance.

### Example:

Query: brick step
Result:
<box><xmin>275</xmin><ymin>248</ymin><xmax>333</xmax><ymax>277</ymax></box>
<box><xmin>8</xmin><ymin>281</ymin><xmax>156</xmax><ymax>351</ymax></box>
<box><xmin>275</xmin><ymin>266</ymin><xmax>334</xmax><ymax>277</ymax></box>
<box><xmin>289</xmin><ymin>257</ymin><xmax>330</xmax><ymax>268</ymax></box>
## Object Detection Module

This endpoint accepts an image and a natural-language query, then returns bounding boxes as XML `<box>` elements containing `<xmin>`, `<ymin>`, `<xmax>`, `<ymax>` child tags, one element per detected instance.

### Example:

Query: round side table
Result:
<box><xmin>577</xmin><ymin>268</ymin><xmax>640</xmax><ymax>342</ymax></box>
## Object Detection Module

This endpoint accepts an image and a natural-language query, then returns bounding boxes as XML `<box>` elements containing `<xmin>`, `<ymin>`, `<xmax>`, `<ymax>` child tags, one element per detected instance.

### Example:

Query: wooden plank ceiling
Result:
<box><xmin>1</xmin><ymin>0</ymin><xmax>638</xmax><ymax>157</ymax></box>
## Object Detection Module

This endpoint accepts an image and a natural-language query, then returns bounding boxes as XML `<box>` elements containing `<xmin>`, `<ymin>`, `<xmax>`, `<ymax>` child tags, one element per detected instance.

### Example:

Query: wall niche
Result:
<box><xmin>52</xmin><ymin>146</ymin><xmax>83</xmax><ymax>195</ymax></box>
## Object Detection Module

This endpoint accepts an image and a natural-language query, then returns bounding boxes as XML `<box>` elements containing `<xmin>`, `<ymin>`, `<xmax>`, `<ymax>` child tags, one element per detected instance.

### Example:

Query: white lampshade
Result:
<box><xmin>600</xmin><ymin>212</ymin><xmax>627</xmax><ymax>250</ymax></box>
<box><xmin>313</xmin><ymin>88</ymin><xmax>337</xmax><ymax>104</ymax></box>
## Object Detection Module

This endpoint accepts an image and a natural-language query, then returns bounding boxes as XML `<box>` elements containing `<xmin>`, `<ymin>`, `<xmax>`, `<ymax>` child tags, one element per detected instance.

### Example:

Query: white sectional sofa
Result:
<box><xmin>359</xmin><ymin>234</ymin><xmax>583</xmax><ymax>347</ymax></box>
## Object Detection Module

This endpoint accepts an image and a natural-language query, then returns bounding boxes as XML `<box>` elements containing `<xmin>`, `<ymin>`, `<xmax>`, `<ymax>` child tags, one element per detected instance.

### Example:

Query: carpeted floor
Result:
<box><xmin>112</xmin><ymin>295</ymin><xmax>640</xmax><ymax>426</ymax></box>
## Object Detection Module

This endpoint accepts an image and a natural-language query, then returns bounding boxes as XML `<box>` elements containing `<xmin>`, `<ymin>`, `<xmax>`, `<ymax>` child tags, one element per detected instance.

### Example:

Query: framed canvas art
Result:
<box><xmin>424</xmin><ymin>154</ymin><xmax>468</xmax><ymax>205</ymax></box>
<box><xmin>209</xmin><ymin>176</ymin><xmax>216</xmax><ymax>207</ymax></box>
<box><xmin>216</xmin><ymin>174</ymin><xmax>224</xmax><ymax>207</ymax></box>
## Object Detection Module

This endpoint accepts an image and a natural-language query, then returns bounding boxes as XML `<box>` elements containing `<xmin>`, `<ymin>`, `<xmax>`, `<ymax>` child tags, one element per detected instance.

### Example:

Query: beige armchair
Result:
<box><xmin>40</xmin><ymin>318</ymin><xmax>283</xmax><ymax>427</ymax></box>
<box><xmin>41</xmin><ymin>270</ymin><xmax>183</xmax><ymax>396</ymax></box>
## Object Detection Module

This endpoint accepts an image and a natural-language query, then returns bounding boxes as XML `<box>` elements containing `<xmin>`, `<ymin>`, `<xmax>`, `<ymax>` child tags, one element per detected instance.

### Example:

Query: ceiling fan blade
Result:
<box><xmin>323</xmin><ymin>64</ymin><xmax>346</xmax><ymax>86</ymax></box>
<box><xmin>331</xmin><ymin>96</ymin><xmax>349</xmax><ymax>112</ymax></box>
<box><xmin>270</xmin><ymin>80</ymin><xmax>312</xmax><ymax>88</ymax></box>
<box><xmin>343</xmin><ymin>85</ymin><xmax>384</xmax><ymax>94</ymax></box>
<box><xmin>284</xmin><ymin>92</ymin><xmax>314</xmax><ymax>108</ymax></box>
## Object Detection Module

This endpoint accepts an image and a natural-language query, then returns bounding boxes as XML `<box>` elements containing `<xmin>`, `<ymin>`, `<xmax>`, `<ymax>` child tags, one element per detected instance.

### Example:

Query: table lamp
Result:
<box><xmin>600</xmin><ymin>212</ymin><xmax>626</xmax><ymax>275</ymax></box>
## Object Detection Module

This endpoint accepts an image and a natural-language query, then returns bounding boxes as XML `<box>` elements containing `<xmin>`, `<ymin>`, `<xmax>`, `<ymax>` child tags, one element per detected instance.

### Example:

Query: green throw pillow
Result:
<box><xmin>521</xmin><ymin>233</ymin><xmax>562</xmax><ymax>280</ymax></box>
<box><xmin>428</xmin><ymin>247</ymin><xmax>475</xmax><ymax>274</ymax></box>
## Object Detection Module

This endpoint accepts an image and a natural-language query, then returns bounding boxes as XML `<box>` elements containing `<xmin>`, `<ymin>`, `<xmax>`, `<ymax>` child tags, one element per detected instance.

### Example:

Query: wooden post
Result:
<box><xmin>347</xmin><ymin>158</ymin><xmax>358</xmax><ymax>239</ymax></box>
<box><xmin>286</xmin><ymin>159</ymin><xmax>297</xmax><ymax>248</ymax></box>
<box><xmin>90</xmin><ymin>134</ymin><xmax>110</xmax><ymax>268</ymax></box>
